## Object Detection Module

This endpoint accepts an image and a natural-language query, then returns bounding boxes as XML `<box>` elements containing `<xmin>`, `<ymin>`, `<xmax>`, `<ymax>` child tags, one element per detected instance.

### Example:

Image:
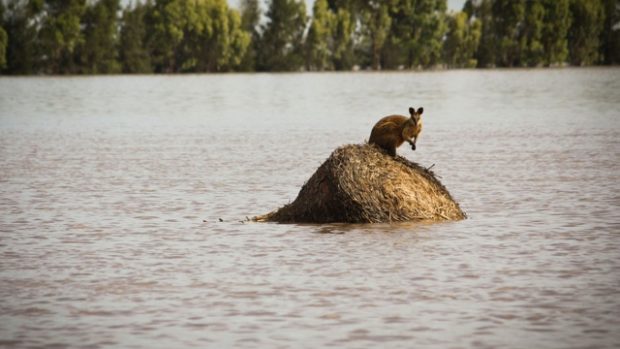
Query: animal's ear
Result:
<box><xmin>409</xmin><ymin>107</ymin><xmax>414</xmax><ymax>116</ymax></box>
<box><xmin>417</xmin><ymin>107</ymin><xmax>424</xmax><ymax>115</ymax></box>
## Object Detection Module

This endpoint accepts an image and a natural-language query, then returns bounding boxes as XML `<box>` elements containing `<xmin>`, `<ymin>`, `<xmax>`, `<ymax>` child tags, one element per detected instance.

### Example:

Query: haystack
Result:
<box><xmin>254</xmin><ymin>144</ymin><xmax>465</xmax><ymax>223</ymax></box>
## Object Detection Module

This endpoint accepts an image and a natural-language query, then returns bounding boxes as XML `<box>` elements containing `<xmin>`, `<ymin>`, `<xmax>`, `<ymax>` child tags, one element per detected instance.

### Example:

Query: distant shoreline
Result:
<box><xmin>2</xmin><ymin>65</ymin><xmax>620</xmax><ymax>78</ymax></box>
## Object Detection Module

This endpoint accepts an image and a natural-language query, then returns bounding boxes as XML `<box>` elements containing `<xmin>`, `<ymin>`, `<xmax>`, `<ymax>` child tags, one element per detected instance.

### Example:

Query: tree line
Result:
<box><xmin>0</xmin><ymin>0</ymin><xmax>619</xmax><ymax>74</ymax></box>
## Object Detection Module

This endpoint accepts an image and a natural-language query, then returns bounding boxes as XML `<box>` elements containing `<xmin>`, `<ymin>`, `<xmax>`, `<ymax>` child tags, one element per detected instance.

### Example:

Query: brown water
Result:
<box><xmin>1</xmin><ymin>69</ymin><xmax>619</xmax><ymax>348</ymax></box>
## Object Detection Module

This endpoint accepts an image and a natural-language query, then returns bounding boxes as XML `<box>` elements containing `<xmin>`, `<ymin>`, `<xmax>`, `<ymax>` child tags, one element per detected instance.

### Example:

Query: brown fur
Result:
<box><xmin>369</xmin><ymin>107</ymin><xmax>423</xmax><ymax>156</ymax></box>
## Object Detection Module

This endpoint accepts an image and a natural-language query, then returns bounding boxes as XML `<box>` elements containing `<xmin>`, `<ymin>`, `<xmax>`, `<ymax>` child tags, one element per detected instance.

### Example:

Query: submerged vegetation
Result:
<box><xmin>255</xmin><ymin>144</ymin><xmax>466</xmax><ymax>224</ymax></box>
<box><xmin>1</xmin><ymin>0</ymin><xmax>619</xmax><ymax>74</ymax></box>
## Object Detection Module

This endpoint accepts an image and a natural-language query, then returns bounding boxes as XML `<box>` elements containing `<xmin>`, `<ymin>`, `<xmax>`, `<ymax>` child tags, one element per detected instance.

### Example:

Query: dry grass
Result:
<box><xmin>254</xmin><ymin>143</ymin><xmax>466</xmax><ymax>223</ymax></box>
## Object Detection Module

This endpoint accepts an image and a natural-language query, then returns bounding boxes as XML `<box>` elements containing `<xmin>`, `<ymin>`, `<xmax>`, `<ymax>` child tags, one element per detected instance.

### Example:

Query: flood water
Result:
<box><xmin>1</xmin><ymin>69</ymin><xmax>619</xmax><ymax>348</ymax></box>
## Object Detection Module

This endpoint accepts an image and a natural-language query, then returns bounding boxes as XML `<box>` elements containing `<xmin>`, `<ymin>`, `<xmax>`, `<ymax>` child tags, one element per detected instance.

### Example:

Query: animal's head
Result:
<box><xmin>408</xmin><ymin>107</ymin><xmax>423</xmax><ymax>126</ymax></box>
<box><xmin>402</xmin><ymin>106</ymin><xmax>424</xmax><ymax>141</ymax></box>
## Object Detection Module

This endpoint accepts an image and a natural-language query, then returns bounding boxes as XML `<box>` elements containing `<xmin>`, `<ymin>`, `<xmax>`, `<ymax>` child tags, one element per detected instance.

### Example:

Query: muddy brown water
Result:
<box><xmin>1</xmin><ymin>69</ymin><xmax>619</xmax><ymax>348</ymax></box>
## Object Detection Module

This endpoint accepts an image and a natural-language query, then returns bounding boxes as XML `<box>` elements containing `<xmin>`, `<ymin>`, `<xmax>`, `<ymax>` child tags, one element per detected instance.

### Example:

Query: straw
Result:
<box><xmin>254</xmin><ymin>143</ymin><xmax>466</xmax><ymax>223</ymax></box>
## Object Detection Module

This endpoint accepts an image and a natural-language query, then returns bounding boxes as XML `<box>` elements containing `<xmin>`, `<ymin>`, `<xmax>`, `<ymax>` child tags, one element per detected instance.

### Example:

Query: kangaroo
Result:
<box><xmin>369</xmin><ymin>107</ymin><xmax>423</xmax><ymax>156</ymax></box>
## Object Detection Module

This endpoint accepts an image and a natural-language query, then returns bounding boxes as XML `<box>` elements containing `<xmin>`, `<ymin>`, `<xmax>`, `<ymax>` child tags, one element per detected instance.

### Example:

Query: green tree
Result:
<box><xmin>541</xmin><ymin>0</ymin><xmax>571</xmax><ymax>66</ymax></box>
<box><xmin>466</xmin><ymin>0</ymin><xmax>495</xmax><ymax>67</ymax></box>
<box><xmin>324</xmin><ymin>0</ymin><xmax>359</xmax><ymax>70</ymax></box>
<box><xmin>179</xmin><ymin>0</ymin><xmax>249</xmax><ymax>72</ymax></box>
<box><xmin>119</xmin><ymin>1</ymin><xmax>152</xmax><ymax>73</ymax></box>
<box><xmin>600</xmin><ymin>0</ymin><xmax>620</xmax><ymax>64</ymax></box>
<box><xmin>229</xmin><ymin>6</ymin><xmax>253</xmax><ymax>70</ymax></box>
<box><xmin>0</xmin><ymin>3</ymin><xmax>7</xmax><ymax>70</ymax></box>
<box><xmin>1</xmin><ymin>0</ymin><xmax>44</xmax><ymax>74</ymax></box>
<box><xmin>0</xmin><ymin>27</ymin><xmax>6</xmax><ymax>70</ymax></box>
<box><xmin>38</xmin><ymin>0</ymin><xmax>86</xmax><ymax>74</ymax></box>
<box><xmin>492</xmin><ymin>0</ymin><xmax>525</xmax><ymax>67</ymax></box>
<box><xmin>415</xmin><ymin>0</ymin><xmax>448</xmax><ymax>68</ymax></box>
<box><xmin>144</xmin><ymin>0</ymin><xmax>248</xmax><ymax>73</ymax></box>
<box><xmin>77</xmin><ymin>0</ymin><xmax>121</xmax><ymax>73</ymax></box>
<box><xmin>331</xmin><ymin>7</ymin><xmax>355</xmax><ymax>70</ymax></box>
<box><xmin>569</xmin><ymin>0</ymin><xmax>605</xmax><ymax>65</ymax></box>
<box><xmin>305</xmin><ymin>0</ymin><xmax>334</xmax><ymax>70</ymax></box>
<box><xmin>257</xmin><ymin>0</ymin><xmax>307</xmax><ymax>71</ymax></box>
<box><xmin>519</xmin><ymin>1</ymin><xmax>545</xmax><ymax>66</ymax></box>
<box><xmin>144</xmin><ymin>0</ymin><xmax>186</xmax><ymax>72</ymax></box>
<box><xmin>381</xmin><ymin>0</ymin><xmax>447</xmax><ymax>69</ymax></box>
<box><xmin>360</xmin><ymin>2</ymin><xmax>391</xmax><ymax>69</ymax></box>
<box><xmin>444</xmin><ymin>11</ymin><xmax>480</xmax><ymax>68</ymax></box>
<box><xmin>203</xmin><ymin>0</ymin><xmax>250</xmax><ymax>71</ymax></box>
<box><xmin>176</xmin><ymin>0</ymin><xmax>214</xmax><ymax>72</ymax></box>
<box><xmin>467</xmin><ymin>0</ymin><xmax>571</xmax><ymax>67</ymax></box>
<box><xmin>239</xmin><ymin>0</ymin><xmax>260</xmax><ymax>71</ymax></box>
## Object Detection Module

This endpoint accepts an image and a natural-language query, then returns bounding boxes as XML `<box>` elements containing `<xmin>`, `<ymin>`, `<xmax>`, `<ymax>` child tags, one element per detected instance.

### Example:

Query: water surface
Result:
<box><xmin>1</xmin><ymin>69</ymin><xmax>619</xmax><ymax>348</ymax></box>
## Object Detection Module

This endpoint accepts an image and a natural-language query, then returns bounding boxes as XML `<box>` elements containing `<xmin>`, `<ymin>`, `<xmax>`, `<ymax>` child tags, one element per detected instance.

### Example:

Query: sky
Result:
<box><xmin>120</xmin><ymin>1</ymin><xmax>466</xmax><ymax>13</ymax></box>
<box><xmin>226</xmin><ymin>0</ymin><xmax>466</xmax><ymax>13</ymax></box>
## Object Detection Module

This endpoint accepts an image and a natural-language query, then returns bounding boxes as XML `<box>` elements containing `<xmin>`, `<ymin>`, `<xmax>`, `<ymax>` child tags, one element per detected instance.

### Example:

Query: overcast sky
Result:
<box><xmin>120</xmin><ymin>1</ymin><xmax>466</xmax><ymax>13</ymax></box>
<box><xmin>226</xmin><ymin>0</ymin><xmax>466</xmax><ymax>13</ymax></box>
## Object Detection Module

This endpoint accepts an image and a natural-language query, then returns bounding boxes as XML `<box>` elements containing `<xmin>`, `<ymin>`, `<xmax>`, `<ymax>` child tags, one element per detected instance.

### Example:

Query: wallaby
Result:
<box><xmin>369</xmin><ymin>107</ymin><xmax>423</xmax><ymax>156</ymax></box>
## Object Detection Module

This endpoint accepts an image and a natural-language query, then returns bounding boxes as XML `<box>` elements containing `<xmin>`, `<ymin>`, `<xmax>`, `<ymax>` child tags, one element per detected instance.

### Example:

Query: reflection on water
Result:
<box><xmin>1</xmin><ymin>69</ymin><xmax>619</xmax><ymax>348</ymax></box>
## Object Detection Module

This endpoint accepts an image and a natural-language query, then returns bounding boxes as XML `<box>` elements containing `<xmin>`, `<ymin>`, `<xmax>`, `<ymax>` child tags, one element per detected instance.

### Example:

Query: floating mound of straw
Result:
<box><xmin>254</xmin><ymin>143</ymin><xmax>466</xmax><ymax>223</ymax></box>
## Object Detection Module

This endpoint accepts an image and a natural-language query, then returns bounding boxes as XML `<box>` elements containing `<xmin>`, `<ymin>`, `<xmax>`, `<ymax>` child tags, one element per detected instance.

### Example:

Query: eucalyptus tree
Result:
<box><xmin>600</xmin><ymin>0</ymin><xmax>619</xmax><ymax>64</ymax></box>
<box><xmin>257</xmin><ymin>0</ymin><xmax>307</xmax><ymax>71</ymax></box>
<box><xmin>464</xmin><ymin>0</ymin><xmax>494</xmax><ymax>67</ymax></box>
<box><xmin>323</xmin><ymin>0</ymin><xmax>363</xmax><ymax>70</ymax></box>
<box><xmin>360</xmin><ymin>1</ymin><xmax>391</xmax><ymax>69</ymax></box>
<box><xmin>518</xmin><ymin>1</ymin><xmax>544</xmax><ymax>66</ymax></box>
<box><xmin>600</xmin><ymin>0</ymin><xmax>620</xmax><ymax>64</ymax></box>
<box><xmin>541</xmin><ymin>0</ymin><xmax>571</xmax><ymax>66</ymax></box>
<box><xmin>0</xmin><ymin>3</ymin><xmax>6</xmax><ymax>69</ymax></box>
<box><xmin>330</xmin><ymin>7</ymin><xmax>355</xmax><ymax>70</ymax></box>
<box><xmin>205</xmin><ymin>0</ymin><xmax>250</xmax><ymax>71</ymax></box>
<box><xmin>119</xmin><ymin>1</ymin><xmax>152</xmax><ymax>73</ymax></box>
<box><xmin>144</xmin><ymin>0</ymin><xmax>186</xmax><ymax>72</ymax></box>
<box><xmin>239</xmin><ymin>0</ymin><xmax>260</xmax><ymax>71</ymax></box>
<box><xmin>0</xmin><ymin>0</ymin><xmax>44</xmax><ymax>74</ymax></box>
<box><xmin>382</xmin><ymin>0</ymin><xmax>447</xmax><ymax>69</ymax></box>
<box><xmin>491</xmin><ymin>0</ymin><xmax>526</xmax><ymax>67</ymax></box>
<box><xmin>305</xmin><ymin>0</ymin><xmax>334</xmax><ymax>70</ymax></box>
<box><xmin>77</xmin><ymin>0</ymin><xmax>121</xmax><ymax>73</ymax></box>
<box><xmin>38</xmin><ymin>0</ymin><xmax>86</xmax><ymax>74</ymax></box>
<box><xmin>443</xmin><ymin>11</ymin><xmax>481</xmax><ymax>68</ymax></box>
<box><xmin>513</xmin><ymin>1</ymin><xmax>569</xmax><ymax>67</ymax></box>
<box><xmin>466</xmin><ymin>0</ymin><xmax>574</xmax><ymax>67</ymax></box>
<box><xmin>145</xmin><ymin>0</ymin><xmax>248</xmax><ymax>73</ymax></box>
<box><xmin>569</xmin><ymin>0</ymin><xmax>605</xmax><ymax>65</ymax></box>
<box><xmin>0</xmin><ymin>27</ymin><xmax>6</xmax><ymax>69</ymax></box>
